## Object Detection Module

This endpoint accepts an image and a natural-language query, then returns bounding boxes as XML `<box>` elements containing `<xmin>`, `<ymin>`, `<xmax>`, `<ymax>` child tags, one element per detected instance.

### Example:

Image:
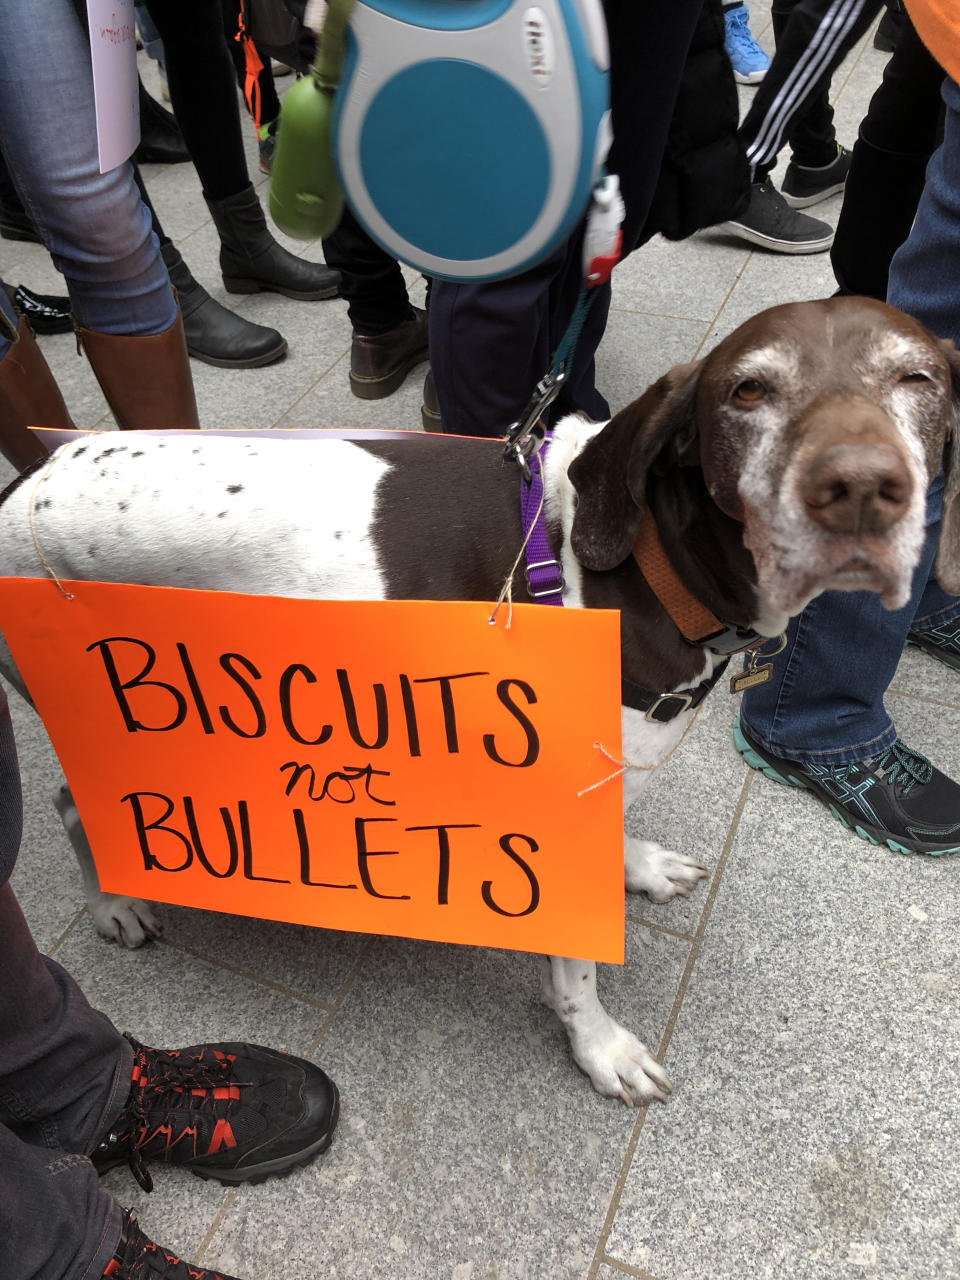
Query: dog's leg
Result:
<box><xmin>53</xmin><ymin>784</ymin><xmax>162</xmax><ymax>948</ymax></box>
<box><xmin>621</xmin><ymin>708</ymin><xmax>709</xmax><ymax>902</ymax></box>
<box><xmin>541</xmin><ymin>956</ymin><xmax>672</xmax><ymax>1105</ymax></box>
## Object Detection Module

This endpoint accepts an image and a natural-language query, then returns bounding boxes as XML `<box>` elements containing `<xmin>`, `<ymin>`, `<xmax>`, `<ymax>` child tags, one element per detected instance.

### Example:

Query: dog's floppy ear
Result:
<box><xmin>568</xmin><ymin>361</ymin><xmax>702</xmax><ymax>571</ymax></box>
<box><xmin>935</xmin><ymin>339</ymin><xmax>960</xmax><ymax>595</ymax></box>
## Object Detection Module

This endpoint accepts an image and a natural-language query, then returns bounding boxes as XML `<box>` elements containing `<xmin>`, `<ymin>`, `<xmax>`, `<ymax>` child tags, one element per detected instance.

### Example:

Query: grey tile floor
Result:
<box><xmin>4</xmin><ymin>7</ymin><xmax>960</xmax><ymax>1278</ymax></box>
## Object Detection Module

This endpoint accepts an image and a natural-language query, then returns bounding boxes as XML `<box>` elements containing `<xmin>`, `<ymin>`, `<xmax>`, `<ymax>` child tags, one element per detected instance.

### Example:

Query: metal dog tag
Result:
<box><xmin>730</xmin><ymin>663</ymin><xmax>773</xmax><ymax>693</ymax></box>
<box><xmin>729</xmin><ymin>632</ymin><xmax>786</xmax><ymax>695</ymax></box>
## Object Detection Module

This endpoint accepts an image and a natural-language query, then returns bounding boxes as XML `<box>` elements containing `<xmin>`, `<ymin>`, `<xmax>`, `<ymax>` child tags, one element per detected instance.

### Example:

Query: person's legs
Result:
<box><xmin>144</xmin><ymin>0</ymin><xmax>339</xmax><ymax>302</ymax></box>
<box><xmin>887</xmin><ymin>77</ymin><xmax>960</xmax><ymax>345</ymax></box>
<box><xmin>737</xmin><ymin>77</ymin><xmax>960</xmax><ymax>846</ymax></box>
<box><xmin>430</xmin><ymin>0</ymin><xmax>702</xmax><ymax>436</ymax></box>
<box><xmin>0</xmin><ymin>0</ymin><xmax>175</xmax><ymax>338</ymax></box>
<box><xmin>741</xmin><ymin>0</ymin><xmax>881</xmax><ymax>181</ymax></box>
<box><xmin>831</xmin><ymin>13</ymin><xmax>943</xmax><ymax>298</ymax></box>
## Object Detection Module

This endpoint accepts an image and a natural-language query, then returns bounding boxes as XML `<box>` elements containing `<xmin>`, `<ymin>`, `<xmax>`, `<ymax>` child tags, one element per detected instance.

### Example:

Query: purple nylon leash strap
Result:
<box><xmin>520</xmin><ymin>442</ymin><xmax>564</xmax><ymax>605</ymax></box>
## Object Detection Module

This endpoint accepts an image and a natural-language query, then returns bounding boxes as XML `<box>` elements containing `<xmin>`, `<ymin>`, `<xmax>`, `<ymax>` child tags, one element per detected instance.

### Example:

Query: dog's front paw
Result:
<box><xmin>89</xmin><ymin>894</ymin><xmax>162</xmax><ymax>948</ymax></box>
<box><xmin>571</xmin><ymin>1018</ymin><xmax>673</xmax><ymax>1107</ymax></box>
<box><xmin>624</xmin><ymin>838</ymin><xmax>708</xmax><ymax>903</ymax></box>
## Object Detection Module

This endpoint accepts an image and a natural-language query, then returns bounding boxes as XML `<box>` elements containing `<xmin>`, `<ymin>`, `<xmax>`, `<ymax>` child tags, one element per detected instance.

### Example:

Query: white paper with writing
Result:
<box><xmin>86</xmin><ymin>0</ymin><xmax>140</xmax><ymax>173</ymax></box>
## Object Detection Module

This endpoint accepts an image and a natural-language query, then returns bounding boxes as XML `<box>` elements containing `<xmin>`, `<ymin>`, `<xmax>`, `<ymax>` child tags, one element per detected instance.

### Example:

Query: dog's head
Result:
<box><xmin>570</xmin><ymin>297</ymin><xmax>960</xmax><ymax>616</ymax></box>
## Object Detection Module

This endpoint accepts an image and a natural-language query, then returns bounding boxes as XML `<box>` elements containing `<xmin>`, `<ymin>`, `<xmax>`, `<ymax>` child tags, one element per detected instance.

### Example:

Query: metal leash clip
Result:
<box><xmin>504</xmin><ymin>368</ymin><xmax>566</xmax><ymax>480</ymax></box>
<box><xmin>729</xmin><ymin>633</ymin><xmax>787</xmax><ymax>694</ymax></box>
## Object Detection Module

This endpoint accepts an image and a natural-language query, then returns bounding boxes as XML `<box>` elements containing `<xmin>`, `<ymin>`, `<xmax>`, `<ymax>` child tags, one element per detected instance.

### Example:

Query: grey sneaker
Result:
<box><xmin>781</xmin><ymin>144</ymin><xmax>851</xmax><ymax>208</ymax></box>
<box><xmin>906</xmin><ymin>618</ymin><xmax>960</xmax><ymax>673</ymax></box>
<box><xmin>717</xmin><ymin>181</ymin><xmax>834</xmax><ymax>254</ymax></box>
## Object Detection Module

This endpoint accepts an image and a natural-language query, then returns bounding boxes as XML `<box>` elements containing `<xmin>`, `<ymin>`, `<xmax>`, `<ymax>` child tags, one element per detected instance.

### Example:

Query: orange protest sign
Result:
<box><xmin>0</xmin><ymin>580</ymin><xmax>625</xmax><ymax>962</ymax></box>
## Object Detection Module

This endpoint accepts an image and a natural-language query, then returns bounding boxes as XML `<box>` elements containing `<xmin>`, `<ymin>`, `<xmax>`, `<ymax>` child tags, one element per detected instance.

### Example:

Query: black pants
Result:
<box><xmin>831</xmin><ymin>14</ymin><xmax>944</xmax><ymax>298</ymax></box>
<box><xmin>740</xmin><ymin>0</ymin><xmax>883</xmax><ymax>181</ymax></box>
<box><xmin>143</xmin><ymin>0</ymin><xmax>249</xmax><ymax>200</ymax></box>
<box><xmin>0</xmin><ymin>688</ymin><xmax>132</xmax><ymax>1280</ymax></box>
<box><xmin>429</xmin><ymin>0</ymin><xmax>705</xmax><ymax>437</ymax></box>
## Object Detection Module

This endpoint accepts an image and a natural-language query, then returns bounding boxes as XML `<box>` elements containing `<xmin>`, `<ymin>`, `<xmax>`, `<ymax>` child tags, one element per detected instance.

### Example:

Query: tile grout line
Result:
<box><xmin>596</xmin><ymin>1255</ymin><xmax>665</xmax><ymax>1280</ymax></box>
<box><xmin>305</xmin><ymin>935</ymin><xmax>378</xmax><ymax>1059</ymax></box>
<box><xmin>585</xmin><ymin>769</ymin><xmax>755</xmax><ymax>1280</ymax></box>
<box><xmin>693</xmin><ymin>262</ymin><xmax>752</xmax><ymax>361</ymax></box>
<box><xmin>45</xmin><ymin>905</ymin><xmax>89</xmax><ymax>958</ymax></box>
<box><xmin>624</xmin><ymin>913</ymin><xmax>697</xmax><ymax>944</ymax></box>
<box><xmin>158</xmin><ymin>936</ymin><xmax>338</xmax><ymax>1012</ymax></box>
<box><xmin>267</xmin><ymin>350</ymin><xmax>353</xmax><ymax>429</ymax></box>
<box><xmin>194</xmin><ymin>1185</ymin><xmax>240</xmax><ymax>1263</ymax></box>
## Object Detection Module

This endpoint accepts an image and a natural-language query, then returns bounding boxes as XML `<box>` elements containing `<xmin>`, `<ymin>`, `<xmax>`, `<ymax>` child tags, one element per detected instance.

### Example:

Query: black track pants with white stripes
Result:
<box><xmin>740</xmin><ymin>0</ymin><xmax>883</xmax><ymax>181</ymax></box>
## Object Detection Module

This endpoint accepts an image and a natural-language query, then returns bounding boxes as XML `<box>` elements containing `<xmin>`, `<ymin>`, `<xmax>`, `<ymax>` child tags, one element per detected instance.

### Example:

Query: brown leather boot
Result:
<box><xmin>0</xmin><ymin>314</ymin><xmax>73</xmax><ymax>470</ymax></box>
<box><xmin>349</xmin><ymin>306</ymin><xmax>429</xmax><ymax>400</ymax></box>
<box><xmin>77</xmin><ymin>310</ymin><xmax>200</xmax><ymax>429</ymax></box>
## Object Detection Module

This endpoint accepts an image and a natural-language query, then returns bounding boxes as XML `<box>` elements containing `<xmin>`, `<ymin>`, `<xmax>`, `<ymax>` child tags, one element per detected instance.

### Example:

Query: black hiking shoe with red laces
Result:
<box><xmin>92</xmin><ymin>1035</ymin><xmax>339</xmax><ymax>1190</ymax></box>
<box><xmin>103</xmin><ymin>1208</ymin><xmax>243</xmax><ymax>1280</ymax></box>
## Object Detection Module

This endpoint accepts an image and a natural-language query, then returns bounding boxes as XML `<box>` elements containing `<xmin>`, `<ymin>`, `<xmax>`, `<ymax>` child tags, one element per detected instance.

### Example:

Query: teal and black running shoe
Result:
<box><xmin>734</xmin><ymin>716</ymin><xmax>960</xmax><ymax>856</ymax></box>
<box><xmin>906</xmin><ymin>619</ymin><xmax>960</xmax><ymax>674</ymax></box>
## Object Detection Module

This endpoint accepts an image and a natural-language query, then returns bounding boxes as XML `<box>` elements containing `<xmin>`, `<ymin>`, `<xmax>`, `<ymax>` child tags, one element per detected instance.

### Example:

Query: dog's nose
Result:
<box><xmin>802</xmin><ymin>440</ymin><xmax>913</xmax><ymax>535</ymax></box>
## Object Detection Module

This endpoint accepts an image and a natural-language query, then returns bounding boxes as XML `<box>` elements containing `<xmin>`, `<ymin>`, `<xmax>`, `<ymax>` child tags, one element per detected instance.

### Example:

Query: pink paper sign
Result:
<box><xmin>86</xmin><ymin>0</ymin><xmax>140</xmax><ymax>173</ymax></box>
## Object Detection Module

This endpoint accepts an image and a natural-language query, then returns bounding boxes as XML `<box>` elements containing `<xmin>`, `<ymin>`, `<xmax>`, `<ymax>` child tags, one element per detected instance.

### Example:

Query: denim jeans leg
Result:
<box><xmin>740</xmin><ymin>479</ymin><xmax>946</xmax><ymax>764</ymax></box>
<box><xmin>887</xmin><ymin>76</ymin><xmax>960</xmax><ymax>348</ymax></box>
<box><xmin>0</xmin><ymin>0</ymin><xmax>175</xmax><ymax>336</ymax></box>
<box><xmin>0</xmin><ymin>1125</ymin><xmax>121</xmax><ymax>1280</ymax></box>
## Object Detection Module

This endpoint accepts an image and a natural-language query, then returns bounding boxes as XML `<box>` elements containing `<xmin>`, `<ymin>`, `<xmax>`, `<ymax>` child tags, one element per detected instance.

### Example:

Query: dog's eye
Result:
<box><xmin>733</xmin><ymin>379</ymin><xmax>766</xmax><ymax>403</ymax></box>
<box><xmin>899</xmin><ymin>370</ymin><xmax>932</xmax><ymax>385</ymax></box>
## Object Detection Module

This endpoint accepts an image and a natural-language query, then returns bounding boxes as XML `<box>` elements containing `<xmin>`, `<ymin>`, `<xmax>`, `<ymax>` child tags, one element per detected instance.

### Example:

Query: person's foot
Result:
<box><xmin>723</xmin><ymin>3</ymin><xmax>770</xmax><ymax>84</ymax></box>
<box><xmin>781</xmin><ymin>143</ymin><xmax>851</xmax><ymax>208</ymax></box>
<box><xmin>92</xmin><ymin>1034</ymin><xmax>339</xmax><ymax>1190</ymax></box>
<box><xmin>421</xmin><ymin>367</ymin><xmax>443</xmax><ymax>431</ymax></box>
<box><xmin>103</xmin><ymin>1209</ymin><xmax>243</xmax><ymax>1279</ymax></box>
<box><xmin>906</xmin><ymin>618</ymin><xmax>960</xmax><ymax>673</ymax></box>
<box><xmin>258</xmin><ymin>120</ymin><xmax>278</xmax><ymax>175</ymax></box>
<box><xmin>735</xmin><ymin>716</ymin><xmax>960</xmax><ymax>855</ymax></box>
<box><xmin>4</xmin><ymin>283</ymin><xmax>72</xmax><ymax>335</ymax></box>
<box><xmin>350</xmin><ymin>306</ymin><xmax>429</xmax><ymax>399</ymax></box>
<box><xmin>717</xmin><ymin>181</ymin><xmax>834</xmax><ymax>253</ymax></box>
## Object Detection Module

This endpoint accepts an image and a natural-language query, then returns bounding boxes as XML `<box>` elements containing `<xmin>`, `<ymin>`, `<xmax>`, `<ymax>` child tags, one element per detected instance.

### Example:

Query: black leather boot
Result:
<box><xmin>161</xmin><ymin>242</ymin><xmax>287</xmax><ymax>368</ymax></box>
<box><xmin>205</xmin><ymin>184</ymin><xmax>341</xmax><ymax>300</ymax></box>
<box><xmin>350</xmin><ymin>307</ymin><xmax>428</xmax><ymax>399</ymax></box>
<box><xmin>133</xmin><ymin>77</ymin><xmax>191</xmax><ymax>165</ymax></box>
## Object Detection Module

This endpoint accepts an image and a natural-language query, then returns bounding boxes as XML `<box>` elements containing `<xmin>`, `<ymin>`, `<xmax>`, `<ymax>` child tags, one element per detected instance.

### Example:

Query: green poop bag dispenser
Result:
<box><xmin>268</xmin><ymin>0</ymin><xmax>353</xmax><ymax>241</ymax></box>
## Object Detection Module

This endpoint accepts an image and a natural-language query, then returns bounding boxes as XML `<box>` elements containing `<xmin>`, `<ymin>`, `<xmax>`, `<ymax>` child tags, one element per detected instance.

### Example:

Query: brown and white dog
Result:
<box><xmin>1</xmin><ymin>297</ymin><xmax>959</xmax><ymax>1105</ymax></box>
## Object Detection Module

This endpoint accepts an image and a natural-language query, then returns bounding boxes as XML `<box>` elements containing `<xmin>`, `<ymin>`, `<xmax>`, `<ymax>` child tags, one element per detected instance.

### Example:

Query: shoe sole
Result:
<box><xmin>350</xmin><ymin>350</ymin><xmax>429</xmax><ymax>400</ymax></box>
<box><xmin>421</xmin><ymin>405</ymin><xmax>443</xmax><ymax>432</ymax></box>
<box><xmin>186</xmin><ymin>337</ymin><xmax>288</xmax><ymax>369</ymax></box>
<box><xmin>734</xmin><ymin>718</ymin><xmax>960</xmax><ymax>856</ymax></box>
<box><xmin>187</xmin><ymin>1083</ymin><xmax>340</xmax><ymax>1187</ymax></box>
<box><xmin>781</xmin><ymin>180</ymin><xmax>847</xmax><ymax>209</ymax></box>
<box><xmin>715</xmin><ymin>220</ymin><xmax>833</xmax><ymax>254</ymax></box>
<box><xmin>904</xmin><ymin>634</ymin><xmax>960</xmax><ymax>674</ymax></box>
<box><xmin>223</xmin><ymin>277</ymin><xmax>339</xmax><ymax>302</ymax></box>
<box><xmin>733</xmin><ymin>68</ymin><xmax>767</xmax><ymax>84</ymax></box>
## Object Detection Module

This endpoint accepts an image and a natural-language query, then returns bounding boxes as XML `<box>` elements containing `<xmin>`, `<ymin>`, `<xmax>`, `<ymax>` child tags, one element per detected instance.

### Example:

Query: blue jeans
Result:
<box><xmin>0</xmin><ymin>0</ymin><xmax>175</xmax><ymax>359</ymax></box>
<box><xmin>0</xmin><ymin>689</ymin><xmax>131</xmax><ymax>1280</ymax></box>
<box><xmin>741</xmin><ymin>72</ymin><xmax>960</xmax><ymax>763</ymax></box>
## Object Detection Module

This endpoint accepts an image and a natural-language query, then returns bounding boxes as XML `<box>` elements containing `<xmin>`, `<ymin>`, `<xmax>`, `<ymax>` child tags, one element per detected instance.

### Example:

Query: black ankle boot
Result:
<box><xmin>133</xmin><ymin>78</ymin><xmax>191</xmax><ymax>166</ymax></box>
<box><xmin>205</xmin><ymin>184</ymin><xmax>341</xmax><ymax>301</ymax></box>
<box><xmin>161</xmin><ymin>243</ymin><xmax>287</xmax><ymax>368</ymax></box>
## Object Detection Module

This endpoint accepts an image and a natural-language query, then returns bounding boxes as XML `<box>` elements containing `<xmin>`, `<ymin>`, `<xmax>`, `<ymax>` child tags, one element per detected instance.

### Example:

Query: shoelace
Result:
<box><xmin>109</xmin><ymin>1036</ymin><xmax>247</xmax><ymax>1192</ymax></box>
<box><xmin>872</xmin><ymin>741</ymin><xmax>934</xmax><ymax>795</ymax></box>
<box><xmin>105</xmin><ymin>1210</ymin><xmax>230</xmax><ymax>1280</ymax></box>
<box><xmin>725</xmin><ymin>8</ymin><xmax>760</xmax><ymax>55</ymax></box>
